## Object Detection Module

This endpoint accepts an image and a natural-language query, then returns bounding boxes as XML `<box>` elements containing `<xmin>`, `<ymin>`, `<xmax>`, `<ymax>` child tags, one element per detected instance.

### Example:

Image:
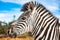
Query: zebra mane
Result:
<box><xmin>21</xmin><ymin>1</ymin><xmax>56</xmax><ymax>18</ymax></box>
<box><xmin>21</xmin><ymin>1</ymin><xmax>45</xmax><ymax>12</ymax></box>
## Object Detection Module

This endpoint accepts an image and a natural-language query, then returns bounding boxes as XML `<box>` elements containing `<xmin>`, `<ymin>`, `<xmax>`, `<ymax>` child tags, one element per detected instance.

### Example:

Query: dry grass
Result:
<box><xmin>0</xmin><ymin>33</ymin><xmax>33</xmax><ymax>40</ymax></box>
<box><xmin>0</xmin><ymin>37</ymin><xmax>33</xmax><ymax>40</ymax></box>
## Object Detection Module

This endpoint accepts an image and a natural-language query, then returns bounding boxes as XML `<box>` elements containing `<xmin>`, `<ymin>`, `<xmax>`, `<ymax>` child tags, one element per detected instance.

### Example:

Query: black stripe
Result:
<box><xmin>38</xmin><ymin>7</ymin><xmax>45</xmax><ymax>14</ymax></box>
<box><xmin>18</xmin><ymin>21</ymin><xmax>28</xmax><ymax>28</ymax></box>
<box><xmin>37</xmin><ymin>7</ymin><xmax>45</xmax><ymax>13</ymax></box>
<box><xmin>16</xmin><ymin>24</ymin><xmax>24</xmax><ymax>29</ymax></box>
<box><xmin>37</xmin><ymin>6</ymin><xmax>42</xmax><ymax>11</ymax></box>
<box><xmin>36</xmin><ymin>3</ymin><xmax>44</xmax><ymax>10</ymax></box>
<box><xmin>15</xmin><ymin>27</ymin><xmax>21</xmax><ymax>29</ymax></box>
<box><xmin>17</xmin><ymin>23</ymin><xmax>25</xmax><ymax>28</ymax></box>
<box><xmin>52</xmin><ymin>27</ymin><xmax>55</xmax><ymax>40</ymax></box>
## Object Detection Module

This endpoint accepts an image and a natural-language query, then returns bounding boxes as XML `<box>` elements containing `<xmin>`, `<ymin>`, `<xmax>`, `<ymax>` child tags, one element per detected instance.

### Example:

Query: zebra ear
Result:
<box><xmin>21</xmin><ymin>5</ymin><xmax>28</xmax><ymax>12</ymax></box>
<box><xmin>21</xmin><ymin>3</ymin><xmax>29</xmax><ymax>12</ymax></box>
<box><xmin>21</xmin><ymin>1</ymin><xmax>35</xmax><ymax>12</ymax></box>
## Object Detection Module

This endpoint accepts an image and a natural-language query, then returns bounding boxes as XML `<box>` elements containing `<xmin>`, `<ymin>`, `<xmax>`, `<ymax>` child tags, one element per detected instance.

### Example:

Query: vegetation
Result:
<box><xmin>0</xmin><ymin>21</ymin><xmax>12</xmax><ymax>34</ymax></box>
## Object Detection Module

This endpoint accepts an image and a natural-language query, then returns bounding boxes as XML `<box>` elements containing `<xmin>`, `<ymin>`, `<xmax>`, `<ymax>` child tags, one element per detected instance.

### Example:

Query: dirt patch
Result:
<box><xmin>0</xmin><ymin>37</ymin><xmax>33</xmax><ymax>40</ymax></box>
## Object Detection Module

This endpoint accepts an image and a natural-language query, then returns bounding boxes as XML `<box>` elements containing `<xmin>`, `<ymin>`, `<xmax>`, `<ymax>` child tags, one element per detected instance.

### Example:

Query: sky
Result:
<box><xmin>0</xmin><ymin>0</ymin><xmax>60</xmax><ymax>23</ymax></box>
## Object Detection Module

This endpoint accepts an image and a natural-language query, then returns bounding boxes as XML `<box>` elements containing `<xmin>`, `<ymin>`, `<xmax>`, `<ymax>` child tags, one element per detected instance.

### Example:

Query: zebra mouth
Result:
<box><xmin>8</xmin><ymin>33</ymin><xmax>17</xmax><ymax>38</ymax></box>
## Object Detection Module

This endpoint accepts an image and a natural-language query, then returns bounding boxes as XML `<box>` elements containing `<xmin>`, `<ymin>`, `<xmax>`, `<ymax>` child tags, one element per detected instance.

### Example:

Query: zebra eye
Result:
<box><xmin>21</xmin><ymin>17</ymin><xmax>26</xmax><ymax>20</ymax></box>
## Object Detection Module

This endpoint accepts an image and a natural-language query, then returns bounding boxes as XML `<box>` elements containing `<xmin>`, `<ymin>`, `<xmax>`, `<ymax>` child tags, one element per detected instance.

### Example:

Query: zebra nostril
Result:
<box><xmin>11</xmin><ymin>30</ymin><xmax>13</xmax><ymax>33</ymax></box>
<box><xmin>13</xmin><ymin>33</ymin><xmax>17</xmax><ymax>38</ymax></box>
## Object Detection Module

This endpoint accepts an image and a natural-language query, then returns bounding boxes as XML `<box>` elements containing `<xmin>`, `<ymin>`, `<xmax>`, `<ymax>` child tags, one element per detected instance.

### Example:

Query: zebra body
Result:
<box><xmin>8</xmin><ymin>1</ymin><xmax>59</xmax><ymax>40</ymax></box>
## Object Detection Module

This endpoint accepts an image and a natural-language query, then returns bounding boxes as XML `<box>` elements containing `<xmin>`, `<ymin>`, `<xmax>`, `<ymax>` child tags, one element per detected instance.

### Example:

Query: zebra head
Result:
<box><xmin>8</xmin><ymin>11</ymin><xmax>36</xmax><ymax>37</ymax></box>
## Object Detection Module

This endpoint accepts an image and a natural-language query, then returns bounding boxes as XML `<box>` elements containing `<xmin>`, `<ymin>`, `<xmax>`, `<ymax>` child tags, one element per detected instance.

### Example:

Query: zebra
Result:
<box><xmin>8</xmin><ymin>1</ymin><xmax>59</xmax><ymax>40</ymax></box>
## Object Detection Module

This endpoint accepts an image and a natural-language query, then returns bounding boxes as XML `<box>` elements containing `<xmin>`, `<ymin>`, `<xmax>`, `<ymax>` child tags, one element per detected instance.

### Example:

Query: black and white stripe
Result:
<box><xmin>8</xmin><ymin>1</ymin><xmax>59</xmax><ymax>40</ymax></box>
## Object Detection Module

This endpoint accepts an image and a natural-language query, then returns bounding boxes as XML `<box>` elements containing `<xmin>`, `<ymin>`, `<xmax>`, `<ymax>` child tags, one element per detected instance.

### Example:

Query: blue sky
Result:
<box><xmin>0</xmin><ymin>0</ymin><xmax>60</xmax><ymax>23</ymax></box>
